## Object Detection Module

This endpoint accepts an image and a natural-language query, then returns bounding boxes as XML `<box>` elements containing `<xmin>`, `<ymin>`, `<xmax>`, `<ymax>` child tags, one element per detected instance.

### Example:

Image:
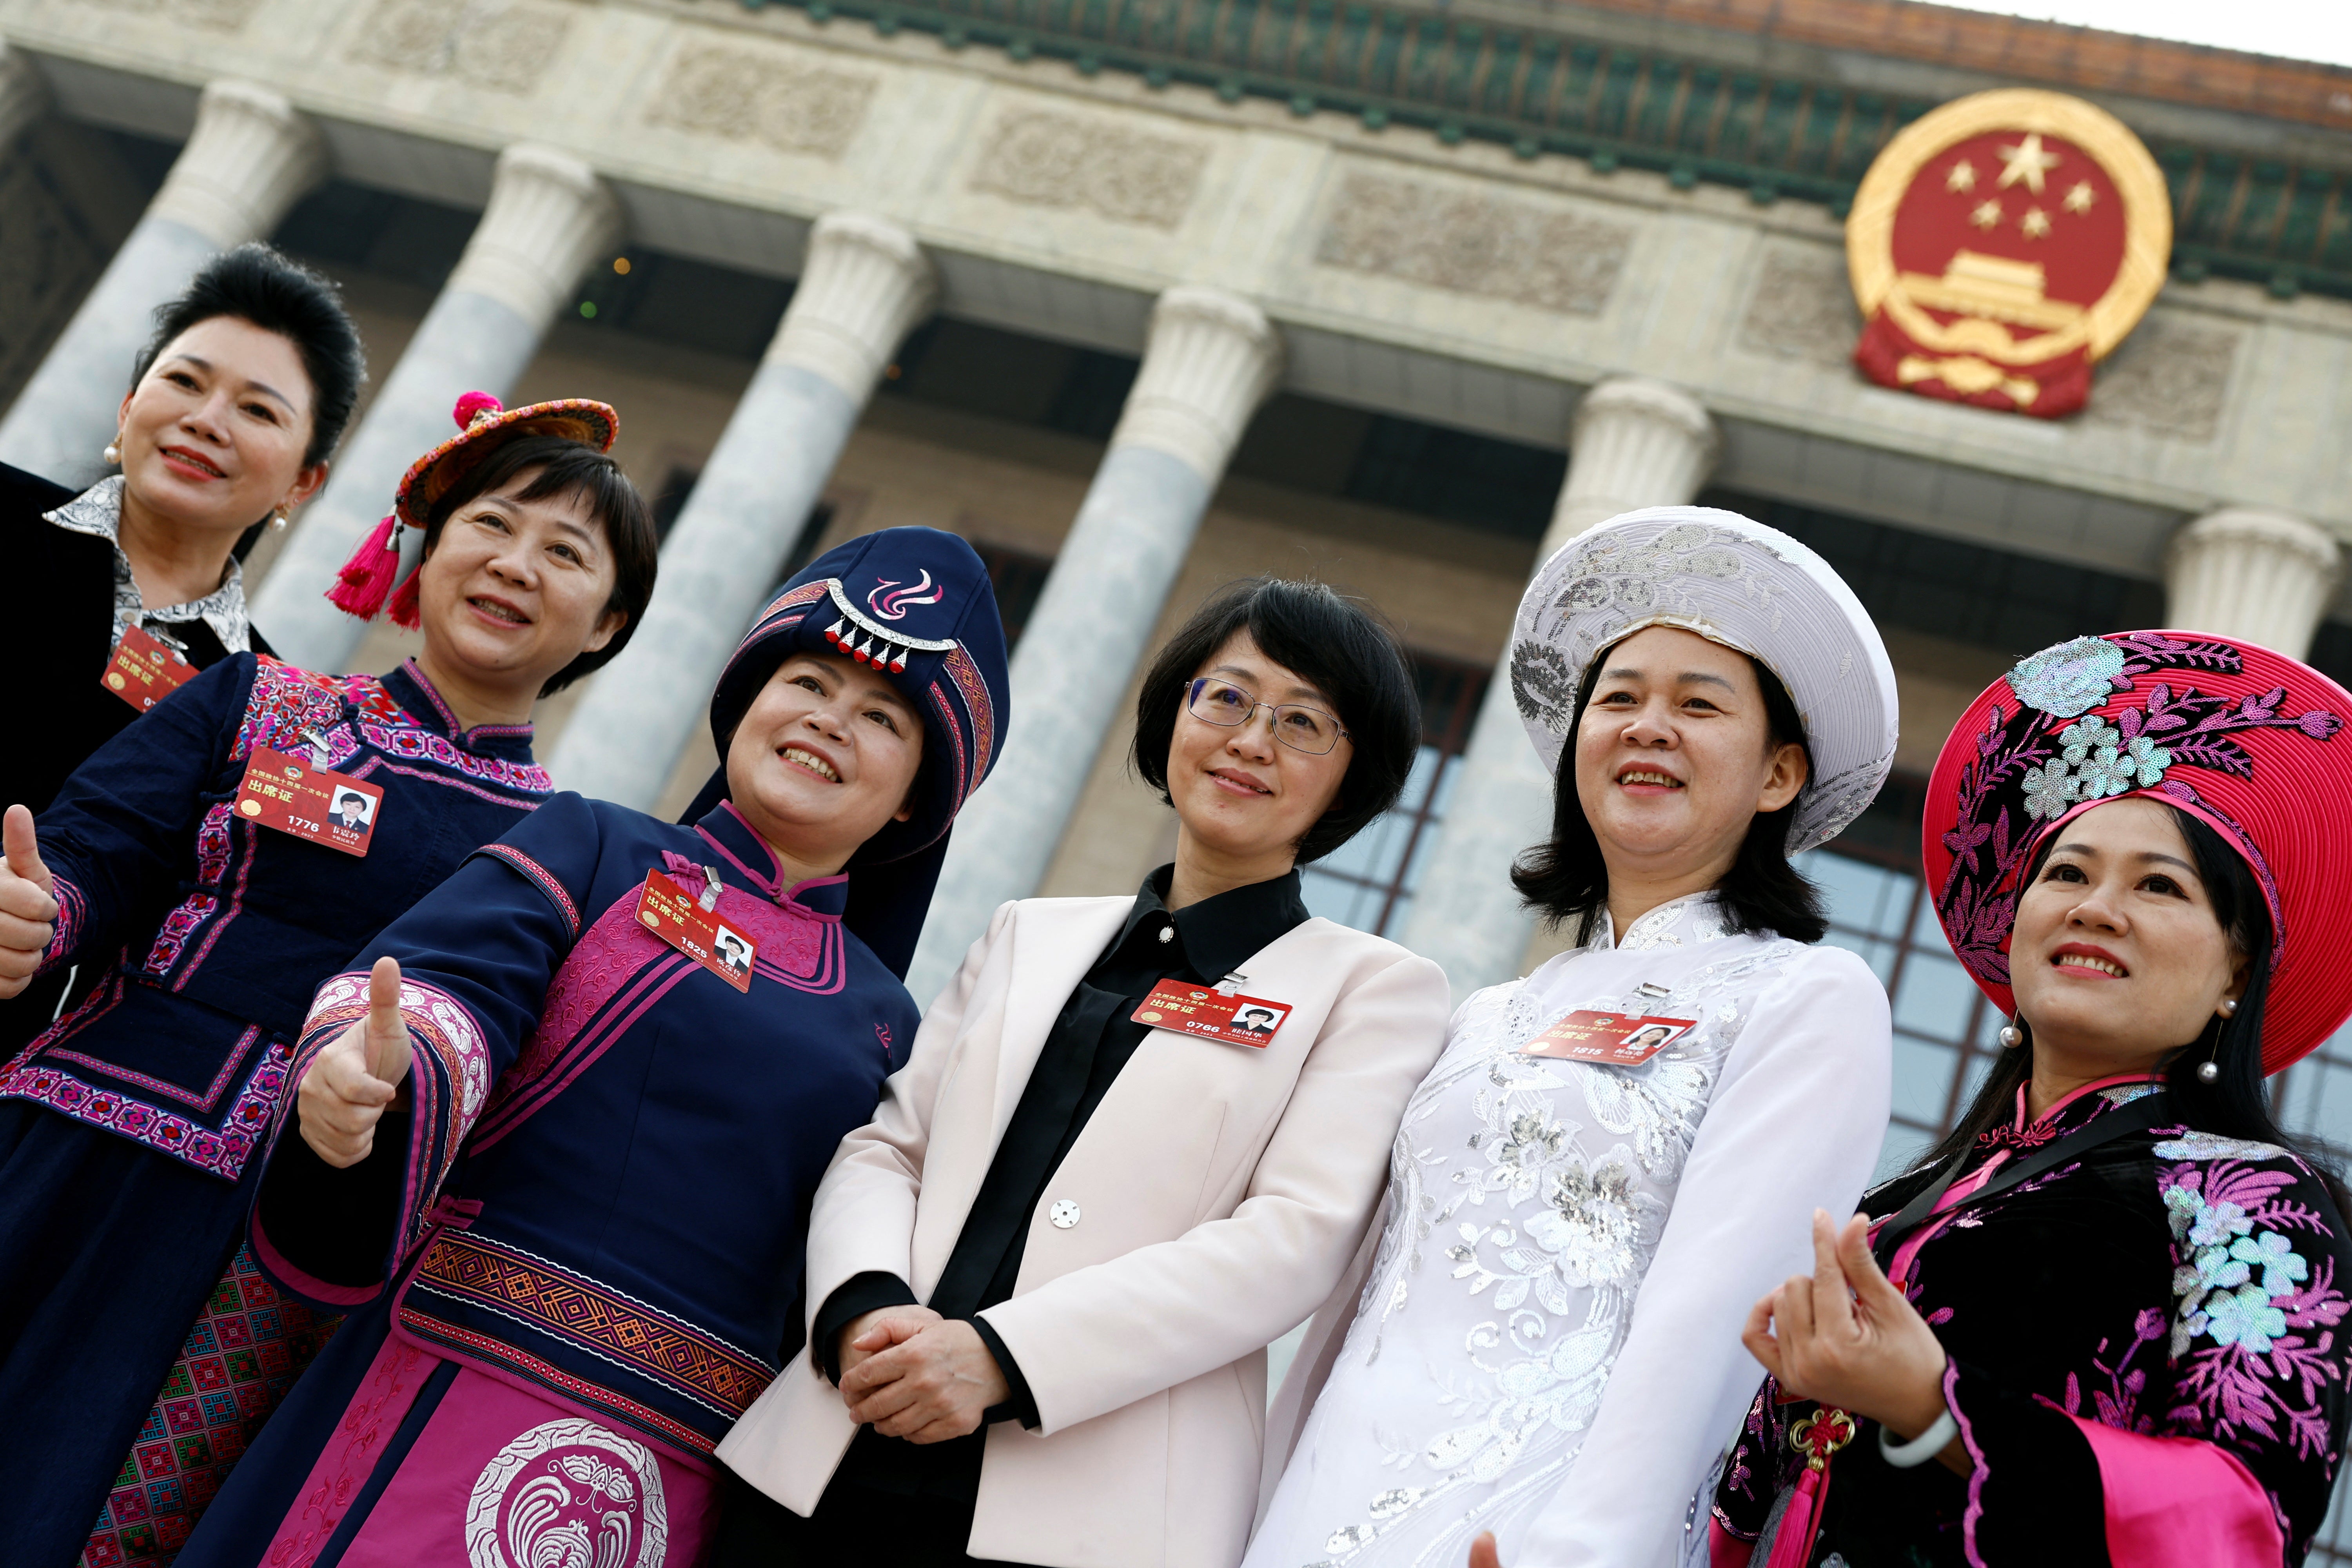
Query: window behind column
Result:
<box><xmin>1300</xmin><ymin>653</ymin><xmax>1487</xmax><ymax>938</ymax></box>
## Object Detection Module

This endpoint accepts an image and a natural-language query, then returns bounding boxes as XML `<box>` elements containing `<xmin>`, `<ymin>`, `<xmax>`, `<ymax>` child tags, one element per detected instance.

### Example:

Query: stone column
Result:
<box><xmin>0</xmin><ymin>80</ymin><xmax>323</xmax><ymax>486</ymax></box>
<box><xmin>2163</xmin><ymin>506</ymin><xmax>2344</xmax><ymax>660</ymax></box>
<box><xmin>0</xmin><ymin>42</ymin><xmax>52</xmax><ymax>149</ymax></box>
<box><xmin>904</xmin><ymin>286</ymin><xmax>1283</xmax><ymax>1001</ymax></box>
<box><xmin>252</xmin><ymin>144</ymin><xmax>621</xmax><ymax>670</ymax></box>
<box><xmin>1397</xmin><ymin>377</ymin><xmax>1720</xmax><ymax>1003</ymax></box>
<box><xmin>546</xmin><ymin>211</ymin><xmax>936</xmax><ymax>804</ymax></box>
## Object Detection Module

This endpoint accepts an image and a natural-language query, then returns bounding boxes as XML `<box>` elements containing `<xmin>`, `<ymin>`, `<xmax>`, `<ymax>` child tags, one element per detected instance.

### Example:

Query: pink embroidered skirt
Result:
<box><xmin>260</xmin><ymin>1331</ymin><xmax>719</xmax><ymax>1568</ymax></box>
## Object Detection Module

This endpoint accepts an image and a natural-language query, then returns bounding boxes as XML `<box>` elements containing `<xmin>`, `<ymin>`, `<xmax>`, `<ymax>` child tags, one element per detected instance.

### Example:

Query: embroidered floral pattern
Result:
<box><xmin>1279</xmin><ymin>897</ymin><xmax>1805</xmax><ymax>1564</ymax></box>
<box><xmin>2163</xmin><ymin>1155</ymin><xmax>2349</xmax><ymax>1459</ymax></box>
<box><xmin>1935</xmin><ymin>634</ymin><xmax>2339</xmax><ymax>992</ymax></box>
<box><xmin>358</xmin><ymin>720</ymin><xmax>554</xmax><ymax>795</ymax></box>
<box><xmin>0</xmin><ymin>1041</ymin><xmax>289</xmax><ymax>1179</ymax></box>
<box><xmin>2008</xmin><ymin>635</ymin><xmax>2130</xmax><ymax>718</ymax></box>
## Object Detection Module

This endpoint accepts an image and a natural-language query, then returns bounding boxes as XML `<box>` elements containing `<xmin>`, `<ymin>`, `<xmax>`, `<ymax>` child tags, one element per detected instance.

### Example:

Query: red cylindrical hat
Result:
<box><xmin>1922</xmin><ymin>630</ymin><xmax>2352</xmax><ymax>1074</ymax></box>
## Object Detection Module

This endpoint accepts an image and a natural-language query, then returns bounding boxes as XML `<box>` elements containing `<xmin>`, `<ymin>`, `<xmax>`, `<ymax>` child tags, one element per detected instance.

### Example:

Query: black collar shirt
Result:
<box><xmin>811</xmin><ymin>864</ymin><xmax>1310</xmax><ymax>1505</ymax></box>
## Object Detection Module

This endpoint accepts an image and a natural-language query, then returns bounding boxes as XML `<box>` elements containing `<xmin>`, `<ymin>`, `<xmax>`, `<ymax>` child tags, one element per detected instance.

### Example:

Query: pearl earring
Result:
<box><xmin>102</xmin><ymin>439</ymin><xmax>121</xmax><ymax>465</ymax></box>
<box><xmin>1998</xmin><ymin>1024</ymin><xmax>2025</xmax><ymax>1049</ymax></box>
<box><xmin>270</xmin><ymin>511</ymin><xmax>288</xmax><ymax>531</ymax></box>
<box><xmin>2220</xmin><ymin>998</ymin><xmax>2239</xmax><ymax>1018</ymax></box>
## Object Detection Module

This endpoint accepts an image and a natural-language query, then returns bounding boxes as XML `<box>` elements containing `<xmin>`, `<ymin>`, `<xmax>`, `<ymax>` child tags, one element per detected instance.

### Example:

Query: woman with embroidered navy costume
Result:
<box><xmin>174</xmin><ymin>527</ymin><xmax>1011</xmax><ymax>1568</ymax></box>
<box><xmin>1710</xmin><ymin>631</ymin><xmax>2352</xmax><ymax>1568</ymax></box>
<box><xmin>3</xmin><ymin>243</ymin><xmax>364</xmax><ymax>1053</ymax></box>
<box><xmin>0</xmin><ymin>393</ymin><xmax>656</xmax><ymax>1568</ymax></box>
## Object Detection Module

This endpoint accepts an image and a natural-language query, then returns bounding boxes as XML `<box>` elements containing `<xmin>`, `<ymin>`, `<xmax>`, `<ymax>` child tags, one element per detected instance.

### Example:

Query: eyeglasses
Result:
<box><xmin>1185</xmin><ymin>677</ymin><xmax>1350</xmax><ymax>756</ymax></box>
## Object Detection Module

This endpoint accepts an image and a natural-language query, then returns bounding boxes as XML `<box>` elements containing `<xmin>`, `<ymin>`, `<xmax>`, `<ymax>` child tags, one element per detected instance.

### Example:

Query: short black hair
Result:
<box><xmin>421</xmin><ymin>434</ymin><xmax>660</xmax><ymax>697</ymax></box>
<box><xmin>135</xmin><ymin>243</ymin><xmax>365</xmax><ymax>471</ymax></box>
<box><xmin>1511</xmin><ymin>642</ymin><xmax>1828</xmax><ymax>944</ymax></box>
<box><xmin>337</xmin><ymin>791</ymin><xmax>365</xmax><ymax>805</ymax></box>
<box><xmin>1131</xmin><ymin>577</ymin><xmax>1420</xmax><ymax>866</ymax></box>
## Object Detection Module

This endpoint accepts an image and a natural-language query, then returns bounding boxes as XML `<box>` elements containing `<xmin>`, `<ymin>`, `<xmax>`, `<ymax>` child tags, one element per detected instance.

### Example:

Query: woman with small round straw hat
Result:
<box><xmin>1249</xmin><ymin>505</ymin><xmax>1900</xmax><ymax>1568</ymax></box>
<box><xmin>1712</xmin><ymin>630</ymin><xmax>2352</xmax><ymax>1567</ymax></box>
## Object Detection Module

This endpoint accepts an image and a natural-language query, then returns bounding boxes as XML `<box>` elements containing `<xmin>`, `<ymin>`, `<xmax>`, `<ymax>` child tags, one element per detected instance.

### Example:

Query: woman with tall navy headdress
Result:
<box><xmin>176</xmin><ymin>526</ymin><xmax>1010</xmax><ymax>1568</ymax></box>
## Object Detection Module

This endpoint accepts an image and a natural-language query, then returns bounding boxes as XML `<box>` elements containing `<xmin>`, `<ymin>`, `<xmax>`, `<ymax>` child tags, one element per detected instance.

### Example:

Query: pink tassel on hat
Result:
<box><xmin>327</xmin><ymin>514</ymin><xmax>402</xmax><ymax>620</ymax></box>
<box><xmin>386</xmin><ymin>569</ymin><xmax>423</xmax><ymax>632</ymax></box>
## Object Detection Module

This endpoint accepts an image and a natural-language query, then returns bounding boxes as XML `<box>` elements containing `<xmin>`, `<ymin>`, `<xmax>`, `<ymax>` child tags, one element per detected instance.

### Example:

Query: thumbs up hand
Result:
<box><xmin>298</xmin><ymin>957</ymin><xmax>416</xmax><ymax>1168</ymax></box>
<box><xmin>0</xmin><ymin>804</ymin><xmax>60</xmax><ymax>1000</ymax></box>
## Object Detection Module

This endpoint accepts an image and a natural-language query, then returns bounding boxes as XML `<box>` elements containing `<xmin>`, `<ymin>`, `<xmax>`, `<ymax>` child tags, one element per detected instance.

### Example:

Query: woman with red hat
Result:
<box><xmin>1710</xmin><ymin>631</ymin><xmax>2352</xmax><ymax>1568</ymax></box>
<box><xmin>0</xmin><ymin>392</ymin><xmax>658</xmax><ymax>1568</ymax></box>
<box><xmin>172</xmin><ymin>527</ymin><xmax>1010</xmax><ymax>1568</ymax></box>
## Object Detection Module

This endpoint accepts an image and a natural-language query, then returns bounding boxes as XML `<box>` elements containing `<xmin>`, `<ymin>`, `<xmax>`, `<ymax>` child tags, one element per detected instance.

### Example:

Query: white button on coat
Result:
<box><xmin>1049</xmin><ymin>1199</ymin><xmax>1081</xmax><ymax>1229</ymax></box>
<box><xmin>1156</xmin><ymin>925</ymin><xmax>1174</xmax><ymax>943</ymax></box>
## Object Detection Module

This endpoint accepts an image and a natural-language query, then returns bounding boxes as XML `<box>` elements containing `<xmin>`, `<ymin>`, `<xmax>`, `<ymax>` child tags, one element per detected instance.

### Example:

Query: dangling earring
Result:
<box><xmin>1998</xmin><ymin>1018</ymin><xmax>2025</xmax><ymax>1049</ymax></box>
<box><xmin>270</xmin><ymin>510</ymin><xmax>289</xmax><ymax>531</ymax></box>
<box><xmin>102</xmin><ymin>436</ymin><xmax>122</xmax><ymax>466</ymax></box>
<box><xmin>2198</xmin><ymin>1000</ymin><xmax>2238</xmax><ymax>1083</ymax></box>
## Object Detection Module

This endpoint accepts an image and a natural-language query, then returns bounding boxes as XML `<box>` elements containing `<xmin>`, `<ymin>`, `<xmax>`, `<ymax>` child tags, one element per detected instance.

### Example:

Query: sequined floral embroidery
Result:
<box><xmin>1935</xmin><ymin>633</ymin><xmax>2338</xmax><ymax>993</ymax></box>
<box><xmin>1292</xmin><ymin>895</ymin><xmax>1799</xmax><ymax>1563</ymax></box>
<box><xmin>2162</xmin><ymin>1154</ymin><xmax>2349</xmax><ymax>1459</ymax></box>
<box><xmin>2007</xmin><ymin>635</ymin><xmax>2129</xmax><ymax>718</ymax></box>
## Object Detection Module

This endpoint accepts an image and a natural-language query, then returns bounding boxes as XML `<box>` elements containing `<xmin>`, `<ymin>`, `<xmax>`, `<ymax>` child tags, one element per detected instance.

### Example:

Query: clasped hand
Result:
<box><xmin>834</xmin><ymin>1306</ymin><xmax>1010</xmax><ymax>1445</ymax></box>
<box><xmin>297</xmin><ymin>956</ymin><xmax>415</xmax><ymax>1167</ymax></box>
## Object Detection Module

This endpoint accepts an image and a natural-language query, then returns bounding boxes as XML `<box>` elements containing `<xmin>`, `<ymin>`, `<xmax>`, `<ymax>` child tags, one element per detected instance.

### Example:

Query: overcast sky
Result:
<box><xmin>1935</xmin><ymin>0</ymin><xmax>2352</xmax><ymax>69</ymax></box>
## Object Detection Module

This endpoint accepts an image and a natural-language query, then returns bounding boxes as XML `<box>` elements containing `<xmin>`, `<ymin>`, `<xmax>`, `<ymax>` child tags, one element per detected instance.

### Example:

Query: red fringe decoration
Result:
<box><xmin>327</xmin><ymin>515</ymin><xmax>401</xmax><ymax>621</ymax></box>
<box><xmin>386</xmin><ymin>569</ymin><xmax>423</xmax><ymax>632</ymax></box>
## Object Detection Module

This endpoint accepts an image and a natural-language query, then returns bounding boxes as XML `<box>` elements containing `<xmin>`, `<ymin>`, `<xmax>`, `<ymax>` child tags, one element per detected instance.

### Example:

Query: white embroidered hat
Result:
<box><xmin>1509</xmin><ymin>505</ymin><xmax>1900</xmax><ymax>855</ymax></box>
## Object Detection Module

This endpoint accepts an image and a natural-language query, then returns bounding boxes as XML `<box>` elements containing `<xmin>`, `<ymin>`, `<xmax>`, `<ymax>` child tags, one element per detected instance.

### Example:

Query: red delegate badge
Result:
<box><xmin>1131</xmin><ymin>980</ymin><xmax>1291</xmax><ymax>1049</ymax></box>
<box><xmin>1519</xmin><ymin>1009</ymin><xmax>1697</xmax><ymax>1066</ymax></box>
<box><xmin>234</xmin><ymin>748</ymin><xmax>383</xmax><ymax>857</ymax></box>
<box><xmin>101</xmin><ymin>624</ymin><xmax>196</xmax><ymax>711</ymax></box>
<box><xmin>635</xmin><ymin>869</ymin><xmax>755</xmax><ymax>993</ymax></box>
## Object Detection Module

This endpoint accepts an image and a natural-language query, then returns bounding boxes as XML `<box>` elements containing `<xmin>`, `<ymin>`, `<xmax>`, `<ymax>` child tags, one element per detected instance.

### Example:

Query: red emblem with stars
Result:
<box><xmin>1847</xmin><ymin>89</ymin><xmax>2171</xmax><ymax>419</ymax></box>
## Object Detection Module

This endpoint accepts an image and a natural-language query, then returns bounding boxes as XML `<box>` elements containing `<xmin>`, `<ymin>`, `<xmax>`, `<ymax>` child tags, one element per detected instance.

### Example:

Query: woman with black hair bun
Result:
<box><xmin>0</xmin><ymin>392</ymin><xmax>657</xmax><ymax>1568</ymax></box>
<box><xmin>1249</xmin><ymin>507</ymin><xmax>1900</xmax><ymax>1568</ymax></box>
<box><xmin>714</xmin><ymin>577</ymin><xmax>1452</xmax><ymax>1568</ymax></box>
<box><xmin>3</xmin><ymin>241</ymin><xmax>365</xmax><ymax>1049</ymax></box>
<box><xmin>1711</xmin><ymin>631</ymin><xmax>2352</xmax><ymax>1568</ymax></box>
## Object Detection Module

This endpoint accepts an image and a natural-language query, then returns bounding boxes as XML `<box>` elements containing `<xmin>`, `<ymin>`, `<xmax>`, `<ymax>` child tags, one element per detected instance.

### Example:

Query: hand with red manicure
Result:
<box><xmin>297</xmin><ymin>956</ymin><xmax>414</xmax><ymax>1167</ymax></box>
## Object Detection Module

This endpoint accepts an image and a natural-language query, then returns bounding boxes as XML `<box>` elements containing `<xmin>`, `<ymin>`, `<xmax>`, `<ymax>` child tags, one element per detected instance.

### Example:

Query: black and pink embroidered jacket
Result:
<box><xmin>0</xmin><ymin>654</ymin><xmax>552</xmax><ymax>1181</ymax></box>
<box><xmin>1712</xmin><ymin>1077</ymin><xmax>2352</xmax><ymax>1567</ymax></box>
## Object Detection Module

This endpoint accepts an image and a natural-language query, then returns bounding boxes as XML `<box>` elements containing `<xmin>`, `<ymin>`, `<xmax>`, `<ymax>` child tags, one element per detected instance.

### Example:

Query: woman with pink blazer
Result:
<box><xmin>715</xmin><ymin>578</ymin><xmax>1453</xmax><ymax>1568</ymax></box>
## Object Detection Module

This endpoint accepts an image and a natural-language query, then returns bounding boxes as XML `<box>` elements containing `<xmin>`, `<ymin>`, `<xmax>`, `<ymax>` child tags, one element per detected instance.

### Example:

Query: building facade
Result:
<box><xmin>6</xmin><ymin>0</ymin><xmax>2352</xmax><ymax>1535</ymax></box>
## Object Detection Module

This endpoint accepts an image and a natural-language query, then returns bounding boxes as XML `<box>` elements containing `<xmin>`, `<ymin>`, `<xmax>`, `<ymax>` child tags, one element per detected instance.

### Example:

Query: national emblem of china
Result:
<box><xmin>1847</xmin><ymin>88</ymin><xmax>2172</xmax><ymax>418</ymax></box>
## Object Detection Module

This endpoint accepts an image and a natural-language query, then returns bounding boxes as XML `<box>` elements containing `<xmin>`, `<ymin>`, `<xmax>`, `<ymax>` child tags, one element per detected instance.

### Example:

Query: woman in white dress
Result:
<box><xmin>1248</xmin><ymin>506</ymin><xmax>1900</xmax><ymax>1568</ymax></box>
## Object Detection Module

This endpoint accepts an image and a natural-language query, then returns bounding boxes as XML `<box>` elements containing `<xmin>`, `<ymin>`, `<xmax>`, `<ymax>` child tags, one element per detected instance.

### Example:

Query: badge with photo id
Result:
<box><xmin>635</xmin><ymin>869</ymin><xmax>755</xmax><ymax>993</ymax></box>
<box><xmin>1131</xmin><ymin>980</ymin><xmax>1292</xmax><ymax>1049</ymax></box>
<box><xmin>234</xmin><ymin>748</ymin><xmax>383</xmax><ymax>857</ymax></box>
<box><xmin>101</xmin><ymin>624</ymin><xmax>196</xmax><ymax>712</ymax></box>
<box><xmin>1519</xmin><ymin>1009</ymin><xmax>1697</xmax><ymax>1066</ymax></box>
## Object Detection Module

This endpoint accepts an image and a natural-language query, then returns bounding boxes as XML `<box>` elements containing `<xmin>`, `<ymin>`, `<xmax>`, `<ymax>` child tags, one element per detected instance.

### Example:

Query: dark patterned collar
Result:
<box><xmin>380</xmin><ymin>659</ymin><xmax>537</xmax><ymax>761</ymax></box>
<box><xmin>692</xmin><ymin>801</ymin><xmax>852</xmax><ymax>916</ymax></box>
<box><xmin>1979</xmin><ymin>1072</ymin><xmax>2165</xmax><ymax>1153</ymax></box>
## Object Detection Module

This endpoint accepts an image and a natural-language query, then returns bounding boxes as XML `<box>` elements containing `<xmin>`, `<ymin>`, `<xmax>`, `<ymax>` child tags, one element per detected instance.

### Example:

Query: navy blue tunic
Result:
<box><xmin>178</xmin><ymin>794</ymin><xmax>916</xmax><ymax>1564</ymax></box>
<box><xmin>0</xmin><ymin>654</ymin><xmax>553</xmax><ymax>1568</ymax></box>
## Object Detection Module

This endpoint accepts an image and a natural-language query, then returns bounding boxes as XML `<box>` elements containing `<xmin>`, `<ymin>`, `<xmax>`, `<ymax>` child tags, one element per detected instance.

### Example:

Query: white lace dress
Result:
<box><xmin>1245</xmin><ymin>893</ymin><xmax>1891</xmax><ymax>1568</ymax></box>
